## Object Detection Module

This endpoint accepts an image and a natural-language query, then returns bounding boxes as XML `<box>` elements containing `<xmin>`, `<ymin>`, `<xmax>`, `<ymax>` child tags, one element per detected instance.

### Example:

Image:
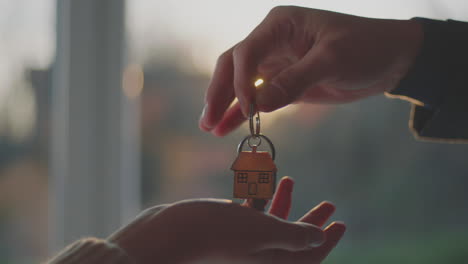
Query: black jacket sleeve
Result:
<box><xmin>387</xmin><ymin>18</ymin><xmax>468</xmax><ymax>143</ymax></box>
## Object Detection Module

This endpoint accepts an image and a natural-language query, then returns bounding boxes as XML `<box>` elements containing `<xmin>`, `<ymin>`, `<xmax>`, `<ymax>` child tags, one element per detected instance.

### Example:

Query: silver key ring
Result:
<box><xmin>249</xmin><ymin>103</ymin><xmax>260</xmax><ymax>137</ymax></box>
<box><xmin>247</xmin><ymin>135</ymin><xmax>262</xmax><ymax>148</ymax></box>
<box><xmin>237</xmin><ymin>134</ymin><xmax>276</xmax><ymax>160</ymax></box>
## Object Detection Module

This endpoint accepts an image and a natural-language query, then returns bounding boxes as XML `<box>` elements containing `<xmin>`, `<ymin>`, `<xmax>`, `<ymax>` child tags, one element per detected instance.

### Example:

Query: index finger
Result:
<box><xmin>268</xmin><ymin>176</ymin><xmax>294</xmax><ymax>219</ymax></box>
<box><xmin>298</xmin><ymin>201</ymin><xmax>336</xmax><ymax>227</ymax></box>
<box><xmin>200</xmin><ymin>47</ymin><xmax>236</xmax><ymax>131</ymax></box>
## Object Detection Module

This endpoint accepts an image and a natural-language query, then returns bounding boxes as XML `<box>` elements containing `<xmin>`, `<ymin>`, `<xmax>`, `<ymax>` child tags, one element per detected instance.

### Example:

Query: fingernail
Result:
<box><xmin>327</xmin><ymin>221</ymin><xmax>346</xmax><ymax>232</ymax></box>
<box><xmin>280</xmin><ymin>176</ymin><xmax>294</xmax><ymax>192</ymax></box>
<box><xmin>211</xmin><ymin>128</ymin><xmax>225</xmax><ymax>137</ymax></box>
<box><xmin>199</xmin><ymin>122</ymin><xmax>211</xmax><ymax>132</ymax></box>
<box><xmin>199</xmin><ymin>104</ymin><xmax>213</xmax><ymax>131</ymax></box>
<box><xmin>239</xmin><ymin>101</ymin><xmax>249</xmax><ymax>118</ymax></box>
<box><xmin>315</xmin><ymin>201</ymin><xmax>336</xmax><ymax>213</ymax></box>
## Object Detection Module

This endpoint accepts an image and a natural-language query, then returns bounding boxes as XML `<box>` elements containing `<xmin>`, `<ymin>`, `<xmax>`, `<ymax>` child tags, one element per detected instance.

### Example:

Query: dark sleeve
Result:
<box><xmin>387</xmin><ymin>17</ymin><xmax>468</xmax><ymax>143</ymax></box>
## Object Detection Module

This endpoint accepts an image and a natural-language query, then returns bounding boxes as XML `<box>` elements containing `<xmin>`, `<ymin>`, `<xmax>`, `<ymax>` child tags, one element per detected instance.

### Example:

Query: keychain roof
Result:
<box><xmin>231</xmin><ymin>151</ymin><xmax>276</xmax><ymax>171</ymax></box>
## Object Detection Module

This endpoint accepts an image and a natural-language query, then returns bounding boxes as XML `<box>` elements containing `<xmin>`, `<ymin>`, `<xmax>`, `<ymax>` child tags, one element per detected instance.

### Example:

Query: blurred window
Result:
<box><xmin>0</xmin><ymin>0</ymin><xmax>54</xmax><ymax>262</ymax></box>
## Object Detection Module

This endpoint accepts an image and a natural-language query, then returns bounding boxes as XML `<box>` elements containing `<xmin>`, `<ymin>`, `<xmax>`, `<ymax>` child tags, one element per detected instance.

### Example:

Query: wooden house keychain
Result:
<box><xmin>231</xmin><ymin>104</ymin><xmax>277</xmax><ymax>211</ymax></box>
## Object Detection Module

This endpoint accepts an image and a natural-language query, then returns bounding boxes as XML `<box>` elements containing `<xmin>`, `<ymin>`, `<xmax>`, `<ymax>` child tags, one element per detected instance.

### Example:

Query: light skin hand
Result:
<box><xmin>199</xmin><ymin>6</ymin><xmax>423</xmax><ymax>136</ymax></box>
<box><xmin>109</xmin><ymin>177</ymin><xmax>345</xmax><ymax>264</ymax></box>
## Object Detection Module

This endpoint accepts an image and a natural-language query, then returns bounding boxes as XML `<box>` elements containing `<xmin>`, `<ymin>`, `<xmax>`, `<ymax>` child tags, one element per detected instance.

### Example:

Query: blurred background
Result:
<box><xmin>1</xmin><ymin>0</ymin><xmax>468</xmax><ymax>263</ymax></box>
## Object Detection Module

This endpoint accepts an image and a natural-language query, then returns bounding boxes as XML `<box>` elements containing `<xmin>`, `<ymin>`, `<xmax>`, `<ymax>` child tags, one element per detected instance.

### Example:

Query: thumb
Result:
<box><xmin>256</xmin><ymin>49</ymin><xmax>327</xmax><ymax>112</ymax></box>
<box><xmin>257</xmin><ymin>220</ymin><xmax>325</xmax><ymax>252</ymax></box>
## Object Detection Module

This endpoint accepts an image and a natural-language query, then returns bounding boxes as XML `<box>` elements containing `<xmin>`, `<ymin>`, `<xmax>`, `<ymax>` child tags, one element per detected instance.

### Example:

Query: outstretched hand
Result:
<box><xmin>109</xmin><ymin>177</ymin><xmax>345</xmax><ymax>264</ymax></box>
<box><xmin>251</xmin><ymin>177</ymin><xmax>346</xmax><ymax>264</ymax></box>
<box><xmin>200</xmin><ymin>6</ymin><xmax>422</xmax><ymax>136</ymax></box>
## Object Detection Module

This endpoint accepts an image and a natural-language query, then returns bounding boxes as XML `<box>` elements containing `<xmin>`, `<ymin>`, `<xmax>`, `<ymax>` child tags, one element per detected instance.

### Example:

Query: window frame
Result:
<box><xmin>237</xmin><ymin>172</ymin><xmax>248</xmax><ymax>183</ymax></box>
<box><xmin>258</xmin><ymin>172</ymin><xmax>270</xmax><ymax>183</ymax></box>
<box><xmin>50</xmin><ymin>0</ymin><xmax>140</xmax><ymax>252</ymax></box>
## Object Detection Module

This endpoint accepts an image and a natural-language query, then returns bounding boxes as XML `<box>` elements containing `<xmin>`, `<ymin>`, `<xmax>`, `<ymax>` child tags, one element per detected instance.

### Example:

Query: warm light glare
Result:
<box><xmin>122</xmin><ymin>64</ymin><xmax>144</xmax><ymax>99</ymax></box>
<box><xmin>230</xmin><ymin>98</ymin><xmax>239</xmax><ymax>108</ymax></box>
<box><xmin>4</xmin><ymin>82</ymin><xmax>36</xmax><ymax>143</ymax></box>
<box><xmin>254</xmin><ymin>78</ymin><xmax>264</xmax><ymax>87</ymax></box>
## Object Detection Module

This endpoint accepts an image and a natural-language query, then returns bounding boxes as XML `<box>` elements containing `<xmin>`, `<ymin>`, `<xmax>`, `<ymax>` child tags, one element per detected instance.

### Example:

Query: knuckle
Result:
<box><xmin>273</xmin><ymin>16</ymin><xmax>296</xmax><ymax>40</ymax></box>
<box><xmin>216</xmin><ymin>50</ymin><xmax>232</xmax><ymax>66</ymax></box>
<box><xmin>268</xmin><ymin>6</ymin><xmax>284</xmax><ymax>16</ymax></box>
<box><xmin>232</xmin><ymin>43</ymin><xmax>250</xmax><ymax>61</ymax></box>
<box><xmin>268</xmin><ymin>5</ymin><xmax>294</xmax><ymax>17</ymax></box>
<box><xmin>268</xmin><ymin>6</ymin><xmax>304</xmax><ymax>21</ymax></box>
<box><xmin>316</xmin><ymin>42</ymin><xmax>342</xmax><ymax>69</ymax></box>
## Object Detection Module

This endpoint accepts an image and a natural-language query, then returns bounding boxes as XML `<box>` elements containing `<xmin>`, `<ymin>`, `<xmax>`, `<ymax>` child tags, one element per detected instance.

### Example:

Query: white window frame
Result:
<box><xmin>49</xmin><ymin>0</ymin><xmax>140</xmax><ymax>252</ymax></box>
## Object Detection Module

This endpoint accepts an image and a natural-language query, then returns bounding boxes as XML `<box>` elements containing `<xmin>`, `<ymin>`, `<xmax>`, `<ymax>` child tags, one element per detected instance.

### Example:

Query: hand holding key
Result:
<box><xmin>199</xmin><ymin>6</ymin><xmax>422</xmax><ymax>136</ymax></box>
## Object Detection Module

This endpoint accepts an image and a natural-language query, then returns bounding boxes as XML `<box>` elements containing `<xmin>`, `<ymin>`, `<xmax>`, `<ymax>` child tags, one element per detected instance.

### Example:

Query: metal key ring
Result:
<box><xmin>247</xmin><ymin>135</ymin><xmax>262</xmax><ymax>148</ymax></box>
<box><xmin>237</xmin><ymin>134</ymin><xmax>276</xmax><ymax>160</ymax></box>
<box><xmin>249</xmin><ymin>104</ymin><xmax>260</xmax><ymax>137</ymax></box>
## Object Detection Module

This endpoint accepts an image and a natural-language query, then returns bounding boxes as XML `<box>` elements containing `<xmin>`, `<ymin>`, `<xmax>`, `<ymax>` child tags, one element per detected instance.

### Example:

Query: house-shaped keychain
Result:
<box><xmin>231</xmin><ymin>146</ymin><xmax>277</xmax><ymax>199</ymax></box>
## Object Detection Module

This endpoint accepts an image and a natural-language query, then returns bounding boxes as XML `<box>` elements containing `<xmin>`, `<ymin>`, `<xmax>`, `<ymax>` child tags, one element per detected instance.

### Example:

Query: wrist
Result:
<box><xmin>386</xmin><ymin>18</ymin><xmax>423</xmax><ymax>92</ymax></box>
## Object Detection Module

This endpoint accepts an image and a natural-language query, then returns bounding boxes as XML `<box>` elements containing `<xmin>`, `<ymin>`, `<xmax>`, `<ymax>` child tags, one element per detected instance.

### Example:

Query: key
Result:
<box><xmin>231</xmin><ymin>104</ymin><xmax>277</xmax><ymax>211</ymax></box>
